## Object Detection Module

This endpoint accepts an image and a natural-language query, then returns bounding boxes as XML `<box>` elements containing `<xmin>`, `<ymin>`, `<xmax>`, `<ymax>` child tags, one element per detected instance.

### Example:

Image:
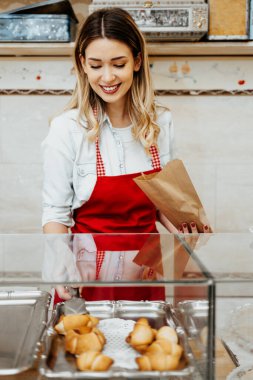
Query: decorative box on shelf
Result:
<box><xmin>250</xmin><ymin>0</ymin><xmax>253</xmax><ymax>39</ymax></box>
<box><xmin>208</xmin><ymin>0</ymin><xmax>249</xmax><ymax>40</ymax></box>
<box><xmin>0</xmin><ymin>0</ymin><xmax>78</xmax><ymax>42</ymax></box>
<box><xmin>89</xmin><ymin>0</ymin><xmax>208</xmax><ymax>41</ymax></box>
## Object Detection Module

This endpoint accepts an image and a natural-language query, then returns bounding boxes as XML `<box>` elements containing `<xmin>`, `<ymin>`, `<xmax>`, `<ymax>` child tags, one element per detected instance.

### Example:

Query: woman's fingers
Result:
<box><xmin>190</xmin><ymin>222</ymin><xmax>198</xmax><ymax>233</ymax></box>
<box><xmin>181</xmin><ymin>222</ymin><xmax>190</xmax><ymax>233</ymax></box>
<box><xmin>203</xmin><ymin>224</ymin><xmax>210</xmax><ymax>233</ymax></box>
<box><xmin>55</xmin><ymin>285</ymin><xmax>72</xmax><ymax>300</ymax></box>
<box><xmin>55</xmin><ymin>285</ymin><xmax>84</xmax><ymax>300</ymax></box>
<box><xmin>179</xmin><ymin>222</ymin><xmax>210</xmax><ymax>234</ymax></box>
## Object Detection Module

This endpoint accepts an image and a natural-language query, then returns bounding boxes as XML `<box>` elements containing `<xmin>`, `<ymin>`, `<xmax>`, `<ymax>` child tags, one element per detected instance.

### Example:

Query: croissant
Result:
<box><xmin>65</xmin><ymin>330</ymin><xmax>79</xmax><ymax>354</ymax></box>
<box><xmin>77</xmin><ymin>329</ymin><xmax>106</xmax><ymax>355</ymax></box>
<box><xmin>55</xmin><ymin>314</ymin><xmax>99</xmax><ymax>335</ymax></box>
<box><xmin>65</xmin><ymin>328</ymin><xmax>106</xmax><ymax>355</ymax></box>
<box><xmin>156</xmin><ymin>326</ymin><xmax>178</xmax><ymax>344</ymax></box>
<box><xmin>147</xmin><ymin>339</ymin><xmax>183</xmax><ymax>359</ymax></box>
<box><xmin>136</xmin><ymin>352</ymin><xmax>179</xmax><ymax>371</ymax></box>
<box><xmin>74</xmin><ymin>326</ymin><xmax>92</xmax><ymax>335</ymax></box>
<box><xmin>146</xmin><ymin>339</ymin><xmax>172</xmax><ymax>355</ymax></box>
<box><xmin>92</xmin><ymin>327</ymin><xmax>106</xmax><ymax>346</ymax></box>
<box><xmin>126</xmin><ymin>318</ymin><xmax>156</xmax><ymax>351</ymax></box>
<box><xmin>171</xmin><ymin>343</ymin><xmax>183</xmax><ymax>359</ymax></box>
<box><xmin>136</xmin><ymin>318</ymin><xmax>150</xmax><ymax>326</ymax></box>
<box><xmin>88</xmin><ymin>316</ymin><xmax>100</xmax><ymax>327</ymax></box>
<box><xmin>76</xmin><ymin>351</ymin><xmax>114</xmax><ymax>371</ymax></box>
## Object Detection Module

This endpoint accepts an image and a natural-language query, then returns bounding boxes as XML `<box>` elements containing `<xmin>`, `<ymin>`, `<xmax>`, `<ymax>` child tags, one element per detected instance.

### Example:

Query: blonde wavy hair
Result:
<box><xmin>65</xmin><ymin>7</ymin><xmax>160</xmax><ymax>152</ymax></box>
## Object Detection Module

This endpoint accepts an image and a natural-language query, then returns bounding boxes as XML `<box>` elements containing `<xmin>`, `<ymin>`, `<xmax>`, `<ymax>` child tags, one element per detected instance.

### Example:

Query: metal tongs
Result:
<box><xmin>63</xmin><ymin>287</ymin><xmax>89</xmax><ymax>315</ymax></box>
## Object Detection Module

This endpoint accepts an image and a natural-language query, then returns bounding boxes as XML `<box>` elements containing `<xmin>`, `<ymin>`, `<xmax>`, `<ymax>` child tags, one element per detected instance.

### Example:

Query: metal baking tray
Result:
<box><xmin>0</xmin><ymin>289</ymin><xmax>51</xmax><ymax>375</ymax></box>
<box><xmin>39</xmin><ymin>301</ymin><xmax>195</xmax><ymax>379</ymax></box>
<box><xmin>177</xmin><ymin>300</ymin><xmax>210</xmax><ymax>378</ymax></box>
<box><xmin>177</xmin><ymin>300</ymin><xmax>208</xmax><ymax>338</ymax></box>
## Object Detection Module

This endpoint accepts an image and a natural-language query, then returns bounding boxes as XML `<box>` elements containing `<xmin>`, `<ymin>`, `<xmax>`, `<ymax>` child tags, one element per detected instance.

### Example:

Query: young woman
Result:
<box><xmin>42</xmin><ymin>8</ymin><xmax>203</xmax><ymax>302</ymax></box>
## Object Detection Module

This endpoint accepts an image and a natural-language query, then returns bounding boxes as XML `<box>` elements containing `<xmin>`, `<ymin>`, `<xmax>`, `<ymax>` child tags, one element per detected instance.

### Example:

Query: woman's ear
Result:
<box><xmin>134</xmin><ymin>52</ymin><xmax>142</xmax><ymax>72</ymax></box>
<box><xmin>79</xmin><ymin>54</ymin><xmax>87</xmax><ymax>73</ymax></box>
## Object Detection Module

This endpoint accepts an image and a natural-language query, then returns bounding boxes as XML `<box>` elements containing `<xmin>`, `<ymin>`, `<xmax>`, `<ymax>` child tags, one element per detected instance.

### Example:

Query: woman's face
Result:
<box><xmin>81</xmin><ymin>38</ymin><xmax>141</xmax><ymax>107</ymax></box>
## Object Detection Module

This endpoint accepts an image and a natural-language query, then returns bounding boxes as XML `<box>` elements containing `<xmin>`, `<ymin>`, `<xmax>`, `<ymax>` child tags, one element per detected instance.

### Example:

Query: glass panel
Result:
<box><xmin>0</xmin><ymin>233</ymin><xmax>209</xmax><ymax>285</ymax></box>
<box><xmin>187</xmin><ymin>233</ymin><xmax>253</xmax><ymax>283</ymax></box>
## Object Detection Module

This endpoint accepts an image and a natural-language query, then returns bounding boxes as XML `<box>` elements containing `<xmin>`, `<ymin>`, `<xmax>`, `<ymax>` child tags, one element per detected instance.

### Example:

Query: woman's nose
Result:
<box><xmin>101</xmin><ymin>67</ymin><xmax>115</xmax><ymax>82</ymax></box>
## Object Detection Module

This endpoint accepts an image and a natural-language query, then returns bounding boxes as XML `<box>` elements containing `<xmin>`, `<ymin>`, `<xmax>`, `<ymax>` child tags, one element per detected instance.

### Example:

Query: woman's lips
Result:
<box><xmin>99</xmin><ymin>83</ymin><xmax>121</xmax><ymax>94</ymax></box>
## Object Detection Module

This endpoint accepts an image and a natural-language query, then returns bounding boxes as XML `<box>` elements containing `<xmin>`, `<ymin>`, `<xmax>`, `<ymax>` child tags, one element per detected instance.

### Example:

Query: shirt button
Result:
<box><xmin>115</xmin><ymin>275</ymin><xmax>120</xmax><ymax>280</ymax></box>
<box><xmin>119</xmin><ymin>163</ymin><xmax>123</xmax><ymax>168</ymax></box>
<box><xmin>117</xmin><ymin>141</ymin><xmax>121</xmax><ymax>146</ymax></box>
<box><xmin>119</xmin><ymin>255</ymin><xmax>124</xmax><ymax>260</ymax></box>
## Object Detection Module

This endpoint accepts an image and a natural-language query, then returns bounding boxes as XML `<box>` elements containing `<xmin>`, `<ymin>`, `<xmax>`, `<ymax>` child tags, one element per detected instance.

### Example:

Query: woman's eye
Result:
<box><xmin>115</xmin><ymin>64</ymin><xmax>125</xmax><ymax>68</ymax></box>
<box><xmin>90</xmin><ymin>66</ymin><xmax>101</xmax><ymax>69</ymax></box>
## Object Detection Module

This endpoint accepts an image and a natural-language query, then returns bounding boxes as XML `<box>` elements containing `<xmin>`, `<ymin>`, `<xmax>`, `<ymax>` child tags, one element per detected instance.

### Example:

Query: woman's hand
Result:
<box><xmin>157</xmin><ymin>211</ymin><xmax>179</xmax><ymax>233</ymax></box>
<box><xmin>55</xmin><ymin>285</ymin><xmax>72</xmax><ymax>300</ymax></box>
<box><xmin>157</xmin><ymin>211</ymin><xmax>211</xmax><ymax>234</ymax></box>
<box><xmin>55</xmin><ymin>285</ymin><xmax>84</xmax><ymax>301</ymax></box>
<box><xmin>178</xmin><ymin>222</ymin><xmax>210</xmax><ymax>234</ymax></box>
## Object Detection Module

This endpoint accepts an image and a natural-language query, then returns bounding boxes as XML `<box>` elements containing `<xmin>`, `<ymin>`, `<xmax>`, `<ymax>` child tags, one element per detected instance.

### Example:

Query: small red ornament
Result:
<box><xmin>238</xmin><ymin>80</ymin><xmax>245</xmax><ymax>85</ymax></box>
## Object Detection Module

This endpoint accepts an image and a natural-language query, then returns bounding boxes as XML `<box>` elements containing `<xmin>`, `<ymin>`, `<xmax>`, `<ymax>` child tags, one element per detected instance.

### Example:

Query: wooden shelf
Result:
<box><xmin>0</xmin><ymin>42</ymin><xmax>75</xmax><ymax>57</ymax></box>
<box><xmin>147</xmin><ymin>41</ymin><xmax>253</xmax><ymax>56</ymax></box>
<box><xmin>1</xmin><ymin>41</ymin><xmax>253</xmax><ymax>57</ymax></box>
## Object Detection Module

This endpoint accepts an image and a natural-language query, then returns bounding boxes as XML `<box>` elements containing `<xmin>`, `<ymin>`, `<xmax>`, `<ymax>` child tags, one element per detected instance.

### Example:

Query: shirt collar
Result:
<box><xmin>101</xmin><ymin>112</ymin><xmax>111</xmax><ymax>126</ymax></box>
<box><xmin>78</xmin><ymin>110</ymin><xmax>111</xmax><ymax>129</ymax></box>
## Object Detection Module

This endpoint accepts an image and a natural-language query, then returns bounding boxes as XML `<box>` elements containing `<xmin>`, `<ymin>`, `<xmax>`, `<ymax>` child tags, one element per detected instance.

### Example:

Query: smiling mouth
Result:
<box><xmin>99</xmin><ymin>83</ymin><xmax>121</xmax><ymax>94</ymax></box>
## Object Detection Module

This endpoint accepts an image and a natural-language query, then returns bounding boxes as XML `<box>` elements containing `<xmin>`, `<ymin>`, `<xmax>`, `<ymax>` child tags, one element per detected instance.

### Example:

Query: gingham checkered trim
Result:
<box><xmin>149</xmin><ymin>144</ymin><xmax>161</xmax><ymax>170</ymax></box>
<box><xmin>96</xmin><ymin>138</ymin><xmax>106</xmax><ymax>177</ymax></box>
<box><xmin>93</xmin><ymin>105</ymin><xmax>106</xmax><ymax>177</ymax></box>
<box><xmin>96</xmin><ymin>251</ymin><xmax>105</xmax><ymax>280</ymax></box>
<box><xmin>93</xmin><ymin>107</ymin><xmax>106</xmax><ymax>280</ymax></box>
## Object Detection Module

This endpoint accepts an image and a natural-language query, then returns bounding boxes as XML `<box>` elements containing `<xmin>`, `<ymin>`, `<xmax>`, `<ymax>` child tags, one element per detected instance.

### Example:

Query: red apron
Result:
<box><xmin>54</xmin><ymin>139</ymin><xmax>165</xmax><ymax>303</ymax></box>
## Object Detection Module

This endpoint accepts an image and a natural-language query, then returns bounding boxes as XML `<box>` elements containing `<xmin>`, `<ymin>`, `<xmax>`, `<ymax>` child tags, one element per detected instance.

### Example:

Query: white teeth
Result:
<box><xmin>102</xmin><ymin>85</ymin><xmax>118</xmax><ymax>91</ymax></box>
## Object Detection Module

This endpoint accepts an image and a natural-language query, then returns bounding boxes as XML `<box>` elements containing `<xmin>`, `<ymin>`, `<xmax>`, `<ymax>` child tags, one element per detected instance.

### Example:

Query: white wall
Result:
<box><xmin>0</xmin><ymin>93</ymin><xmax>69</xmax><ymax>233</ymax></box>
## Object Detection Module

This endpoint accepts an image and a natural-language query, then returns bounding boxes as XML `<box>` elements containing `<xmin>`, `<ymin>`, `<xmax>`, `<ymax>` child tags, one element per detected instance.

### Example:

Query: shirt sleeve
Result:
<box><xmin>42</xmin><ymin>115</ymin><xmax>76</xmax><ymax>227</ymax></box>
<box><xmin>156</xmin><ymin>107</ymin><xmax>175</xmax><ymax>166</ymax></box>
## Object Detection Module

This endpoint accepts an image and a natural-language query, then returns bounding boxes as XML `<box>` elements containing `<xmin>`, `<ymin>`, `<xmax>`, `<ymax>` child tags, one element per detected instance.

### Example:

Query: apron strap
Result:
<box><xmin>93</xmin><ymin>105</ymin><xmax>106</xmax><ymax>177</ymax></box>
<box><xmin>96</xmin><ymin>251</ymin><xmax>105</xmax><ymax>280</ymax></box>
<box><xmin>149</xmin><ymin>144</ymin><xmax>161</xmax><ymax>170</ymax></box>
<box><xmin>96</xmin><ymin>137</ymin><xmax>106</xmax><ymax>177</ymax></box>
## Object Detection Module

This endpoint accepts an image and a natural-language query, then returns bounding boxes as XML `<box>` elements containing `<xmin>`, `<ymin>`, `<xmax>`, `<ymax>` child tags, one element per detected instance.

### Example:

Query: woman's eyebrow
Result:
<box><xmin>88</xmin><ymin>58</ymin><xmax>101</xmax><ymax>62</ymax></box>
<box><xmin>88</xmin><ymin>56</ymin><xmax>128</xmax><ymax>62</ymax></box>
<box><xmin>111</xmin><ymin>56</ymin><xmax>127</xmax><ymax>61</ymax></box>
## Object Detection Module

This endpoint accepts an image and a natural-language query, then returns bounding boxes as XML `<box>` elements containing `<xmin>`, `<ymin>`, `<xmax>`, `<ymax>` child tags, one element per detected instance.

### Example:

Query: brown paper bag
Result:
<box><xmin>134</xmin><ymin>159</ymin><xmax>212</xmax><ymax>232</ymax></box>
<box><xmin>133</xmin><ymin>234</ymin><xmax>163</xmax><ymax>275</ymax></box>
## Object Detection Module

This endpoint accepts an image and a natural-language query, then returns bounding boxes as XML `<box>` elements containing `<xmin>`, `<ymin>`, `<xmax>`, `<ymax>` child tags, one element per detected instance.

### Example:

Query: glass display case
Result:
<box><xmin>186</xmin><ymin>233</ymin><xmax>253</xmax><ymax>380</ymax></box>
<box><xmin>0</xmin><ymin>233</ymin><xmax>214</xmax><ymax>379</ymax></box>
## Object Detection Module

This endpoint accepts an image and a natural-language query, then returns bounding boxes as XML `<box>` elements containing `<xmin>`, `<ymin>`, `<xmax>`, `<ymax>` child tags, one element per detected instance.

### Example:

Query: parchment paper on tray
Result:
<box><xmin>134</xmin><ymin>159</ymin><xmax>212</xmax><ymax>232</ymax></box>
